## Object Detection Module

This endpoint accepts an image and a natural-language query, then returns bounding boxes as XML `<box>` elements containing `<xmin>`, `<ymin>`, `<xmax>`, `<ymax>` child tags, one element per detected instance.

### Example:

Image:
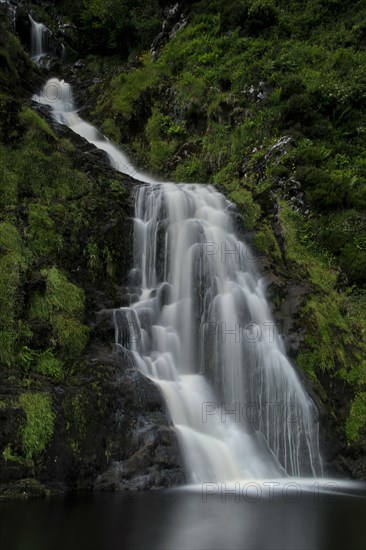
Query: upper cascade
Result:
<box><xmin>29</xmin><ymin>14</ymin><xmax>66</xmax><ymax>64</ymax></box>
<box><xmin>33</xmin><ymin>78</ymin><xmax>323</xmax><ymax>482</ymax></box>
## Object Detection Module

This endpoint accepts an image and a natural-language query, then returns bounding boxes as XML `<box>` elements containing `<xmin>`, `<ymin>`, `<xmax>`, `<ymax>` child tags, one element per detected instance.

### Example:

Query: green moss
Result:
<box><xmin>173</xmin><ymin>156</ymin><xmax>208</xmax><ymax>182</ymax></box>
<box><xmin>45</xmin><ymin>267</ymin><xmax>85</xmax><ymax>320</ymax></box>
<box><xmin>279</xmin><ymin>201</ymin><xmax>337</xmax><ymax>291</ymax></box>
<box><xmin>0</xmin><ymin>145</ymin><xmax>18</xmax><ymax>210</ymax></box>
<box><xmin>27</xmin><ymin>205</ymin><xmax>63</xmax><ymax>258</ymax></box>
<box><xmin>278</xmin><ymin>200</ymin><xmax>366</xmax><ymax>442</ymax></box>
<box><xmin>27</xmin><ymin>268</ymin><xmax>89</xmax><ymax>365</ymax></box>
<box><xmin>228</xmin><ymin>188</ymin><xmax>261</xmax><ymax>230</ymax></box>
<box><xmin>298</xmin><ymin>294</ymin><xmax>349</xmax><ymax>373</ymax></box>
<box><xmin>108</xmin><ymin>56</ymin><xmax>157</xmax><ymax>120</ymax></box>
<box><xmin>19</xmin><ymin>107</ymin><xmax>55</xmax><ymax>140</ymax></box>
<box><xmin>36</xmin><ymin>351</ymin><xmax>64</xmax><ymax>381</ymax></box>
<box><xmin>19</xmin><ymin>392</ymin><xmax>55</xmax><ymax>459</ymax></box>
<box><xmin>2</xmin><ymin>444</ymin><xmax>27</xmax><ymax>465</ymax></box>
<box><xmin>145</xmin><ymin>108</ymin><xmax>180</xmax><ymax>173</ymax></box>
<box><xmin>0</xmin><ymin>222</ymin><xmax>26</xmax><ymax>363</ymax></box>
<box><xmin>71</xmin><ymin>394</ymin><xmax>87</xmax><ymax>440</ymax></box>
<box><xmin>52</xmin><ymin>314</ymin><xmax>89</xmax><ymax>360</ymax></box>
<box><xmin>346</xmin><ymin>392</ymin><xmax>366</xmax><ymax>443</ymax></box>
<box><xmin>253</xmin><ymin>222</ymin><xmax>282</xmax><ymax>262</ymax></box>
<box><xmin>29</xmin><ymin>267</ymin><xmax>85</xmax><ymax>321</ymax></box>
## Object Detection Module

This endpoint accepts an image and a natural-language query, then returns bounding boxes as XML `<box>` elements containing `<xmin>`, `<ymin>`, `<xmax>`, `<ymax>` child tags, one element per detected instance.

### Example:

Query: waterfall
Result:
<box><xmin>33</xmin><ymin>78</ymin><xmax>323</xmax><ymax>481</ymax></box>
<box><xmin>29</xmin><ymin>15</ymin><xmax>66</xmax><ymax>64</ymax></box>
<box><xmin>29</xmin><ymin>15</ymin><xmax>48</xmax><ymax>62</ymax></box>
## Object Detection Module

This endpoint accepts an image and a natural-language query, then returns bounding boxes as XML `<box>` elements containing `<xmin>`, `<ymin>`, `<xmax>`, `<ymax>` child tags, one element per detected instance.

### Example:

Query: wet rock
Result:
<box><xmin>270</xmin><ymin>281</ymin><xmax>313</xmax><ymax>358</ymax></box>
<box><xmin>92</xmin><ymin>309</ymin><xmax>115</xmax><ymax>345</ymax></box>
<box><xmin>151</xmin><ymin>3</ymin><xmax>187</xmax><ymax>58</ymax></box>
<box><xmin>0</xmin><ymin>0</ymin><xmax>17</xmax><ymax>31</ymax></box>
<box><xmin>264</xmin><ymin>135</ymin><xmax>292</xmax><ymax>161</ymax></box>
<box><xmin>244</xmin><ymin>81</ymin><xmax>270</xmax><ymax>102</ymax></box>
<box><xmin>0</xmin><ymin>478</ymin><xmax>49</xmax><ymax>501</ymax></box>
<box><xmin>26</xmin><ymin>273</ymin><xmax>46</xmax><ymax>294</ymax></box>
<box><xmin>73</xmin><ymin>59</ymin><xmax>85</xmax><ymax>70</ymax></box>
<box><xmin>28</xmin><ymin>319</ymin><xmax>52</xmax><ymax>349</ymax></box>
<box><xmin>14</xmin><ymin>7</ymin><xmax>32</xmax><ymax>51</ymax></box>
<box><xmin>18</xmin><ymin>346</ymin><xmax>185</xmax><ymax>494</ymax></box>
<box><xmin>94</xmin><ymin>418</ymin><xmax>185</xmax><ymax>490</ymax></box>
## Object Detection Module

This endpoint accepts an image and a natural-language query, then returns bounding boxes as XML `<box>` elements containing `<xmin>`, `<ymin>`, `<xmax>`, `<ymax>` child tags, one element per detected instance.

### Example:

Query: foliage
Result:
<box><xmin>95</xmin><ymin>0</ymin><xmax>366</xmax><ymax>279</ymax></box>
<box><xmin>36</xmin><ymin>351</ymin><xmax>64</xmax><ymax>381</ymax></box>
<box><xmin>75</xmin><ymin>0</ymin><xmax>162</xmax><ymax>55</ymax></box>
<box><xmin>52</xmin><ymin>314</ymin><xmax>90</xmax><ymax>361</ymax></box>
<box><xmin>92</xmin><ymin>0</ymin><xmax>366</xmax><ymax>447</ymax></box>
<box><xmin>28</xmin><ymin>268</ymin><xmax>89</xmax><ymax>365</ymax></box>
<box><xmin>0</xmin><ymin>223</ymin><xmax>26</xmax><ymax>363</ymax></box>
<box><xmin>228</xmin><ymin>188</ymin><xmax>261</xmax><ymax>230</ymax></box>
<box><xmin>19</xmin><ymin>393</ymin><xmax>55</xmax><ymax>459</ymax></box>
<box><xmin>345</xmin><ymin>392</ymin><xmax>366</xmax><ymax>443</ymax></box>
<box><xmin>279</xmin><ymin>202</ymin><xmax>366</xmax><ymax>440</ymax></box>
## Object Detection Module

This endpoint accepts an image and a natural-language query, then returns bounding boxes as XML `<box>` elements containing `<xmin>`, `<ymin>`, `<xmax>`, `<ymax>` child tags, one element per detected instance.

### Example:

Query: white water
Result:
<box><xmin>33</xmin><ymin>78</ymin><xmax>155</xmax><ymax>183</ymax></box>
<box><xmin>33</xmin><ymin>78</ymin><xmax>323</xmax><ymax>482</ymax></box>
<box><xmin>29</xmin><ymin>15</ymin><xmax>66</xmax><ymax>64</ymax></box>
<box><xmin>29</xmin><ymin>15</ymin><xmax>48</xmax><ymax>62</ymax></box>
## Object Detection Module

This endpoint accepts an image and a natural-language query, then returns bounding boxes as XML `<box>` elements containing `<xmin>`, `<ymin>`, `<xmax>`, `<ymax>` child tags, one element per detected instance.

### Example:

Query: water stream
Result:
<box><xmin>34</xmin><ymin>76</ymin><xmax>323</xmax><ymax>481</ymax></box>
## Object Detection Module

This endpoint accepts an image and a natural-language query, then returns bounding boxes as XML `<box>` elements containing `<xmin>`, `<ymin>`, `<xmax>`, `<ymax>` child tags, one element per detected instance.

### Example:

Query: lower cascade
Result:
<box><xmin>35</xmin><ymin>78</ymin><xmax>323</xmax><ymax>482</ymax></box>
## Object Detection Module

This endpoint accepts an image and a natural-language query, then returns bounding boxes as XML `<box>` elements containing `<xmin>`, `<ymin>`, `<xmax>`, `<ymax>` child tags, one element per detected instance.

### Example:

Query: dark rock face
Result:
<box><xmin>0</xmin><ymin>95</ymin><xmax>184</xmax><ymax>498</ymax></box>
<box><xmin>39</xmin><ymin>347</ymin><xmax>184</xmax><ymax>493</ymax></box>
<box><xmin>15</xmin><ymin>8</ymin><xmax>32</xmax><ymax>51</ymax></box>
<box><xmin>151</xmin><ymin>3</ymin><xmax>187</xmax><ymax>58</ymax></box>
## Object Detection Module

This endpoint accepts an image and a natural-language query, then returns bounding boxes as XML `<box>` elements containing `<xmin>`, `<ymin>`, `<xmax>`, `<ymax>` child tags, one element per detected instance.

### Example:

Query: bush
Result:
<box><xmin>247</xmin><ymin>0</ymin><xmax>278</xmax><ymax>35</ymax></box>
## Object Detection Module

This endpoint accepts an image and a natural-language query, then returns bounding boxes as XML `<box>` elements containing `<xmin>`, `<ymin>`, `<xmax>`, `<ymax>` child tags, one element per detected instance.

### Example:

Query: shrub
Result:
<box><xmin>247</xmin><ymin>0</ymin><xmax>278</xmax><ymax>34</ymax></box>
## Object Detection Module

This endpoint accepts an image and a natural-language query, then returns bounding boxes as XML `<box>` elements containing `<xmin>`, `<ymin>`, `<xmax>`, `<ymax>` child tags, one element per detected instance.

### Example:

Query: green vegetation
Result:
<box><xmin>19</xmin><ymin>393</ymin><xmax>55</xmax><ymax>459</ymax></box>
<box><xmin>279</xmin><ymin>202</ymin><xmax>366</xmax><ymax>440</ymax></box>
<box><xmin>0</xmin><ymin>222</ymin><xmax>26</xmax><ymax>363</ymax></box>
<box><xmin>91</xmin><ymin>0</ymin><xmax>366</xmax><ymax>445</ymax></box>
<box><xmin>346</xmin><ymin>392</ymin><xmax>366</xmax><ymax>442</ymax></box>
<box><xmin>0</xmin><ymin>0</ymin><xmax>365</xmax><ymax>483</ymax></box>
<box><xmin>58</xmin><ymin>0</ymin><xmax>164</xmax><ymax>56</ymax></box>
<box><xmin>95</xmin><ymin>0</ymin><xmax>366</xmax><ymax>285</ymax></box>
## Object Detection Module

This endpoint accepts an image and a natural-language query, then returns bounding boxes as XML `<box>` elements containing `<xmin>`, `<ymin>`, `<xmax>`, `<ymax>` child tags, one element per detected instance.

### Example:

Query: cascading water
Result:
<box><xmin>33</xmin><ymin>78</ymin><xmax>323</xmax><ymax>482</ymax></box>
<box><xmin>29</xmin><ymin>15</ymin><xmax>66</xmax><ymax>64</ymax></box>
<box><xmin>29</xmin><ymin>15</ymin><xmax>48</xmax><ymax>62</ymax></box>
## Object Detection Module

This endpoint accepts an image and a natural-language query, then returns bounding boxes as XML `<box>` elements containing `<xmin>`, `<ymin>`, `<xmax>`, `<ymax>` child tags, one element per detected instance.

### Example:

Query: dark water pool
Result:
<box><xmin>1</xmin><ymin>481</ymin><xmax>365</xmax><ymax>550</ymax></box>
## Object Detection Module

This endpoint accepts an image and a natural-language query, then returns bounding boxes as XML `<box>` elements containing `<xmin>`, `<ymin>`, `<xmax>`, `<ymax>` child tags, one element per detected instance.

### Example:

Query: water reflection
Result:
<box><xmin>1</xmin><ymin>482</ymin><xmax>365</xmax><ymax>550</ymax></box>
